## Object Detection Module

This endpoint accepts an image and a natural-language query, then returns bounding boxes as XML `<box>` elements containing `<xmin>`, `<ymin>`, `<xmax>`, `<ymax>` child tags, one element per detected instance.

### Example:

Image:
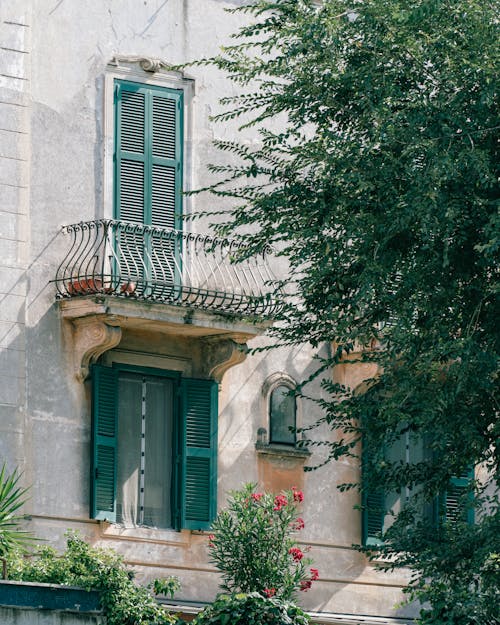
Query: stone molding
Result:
<box><xmin>71</xmin><ymin>317</ymin><xmax>122</xmax><ymax>381</ymax></box>
<box><xmin>109</xmin><ymin>55</ymin><xmax>174</xmax><ymax>73</ymax></box>
<box><xmin>59</xmin><ymin>299</ymin><xmax>262</xmax><ymax>382</ymax></box>
<box><xmin>201</xmin><ymin>334</ymin><xmax>249</xmax><ymax>382</ymax></box>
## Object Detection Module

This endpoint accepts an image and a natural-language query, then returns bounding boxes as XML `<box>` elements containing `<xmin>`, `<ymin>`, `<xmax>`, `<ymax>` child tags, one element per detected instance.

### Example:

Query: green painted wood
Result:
<box><xmin>114</xmin><ymin>80</ymin><xmax>183</xmax><ymax>229</ymax></box>
<box><xmin>180</xmin><ymin>379</ymin><xmax>218</xmax><ymax>531</ymax></box>
<box><xmin>114</xmin><ymin>80</ymin><xmax>183</xmax><ymax>290</ymax></box>
<box><xmin>444</xmin><ymin>468</ymin><xmax>475</xmax><ymax>525</ymax></box>
<box><xmin>91</xmin><ymin>365</ymin><xmax>118</xmax><ymax>522</ymax></box>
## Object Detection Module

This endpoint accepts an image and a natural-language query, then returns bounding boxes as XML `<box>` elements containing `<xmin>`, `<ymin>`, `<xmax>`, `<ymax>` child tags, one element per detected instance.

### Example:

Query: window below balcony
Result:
<box><xmin>91</xmin><ymin>363</ymin><xmax>218</xmax><ymax>531</ymax></box>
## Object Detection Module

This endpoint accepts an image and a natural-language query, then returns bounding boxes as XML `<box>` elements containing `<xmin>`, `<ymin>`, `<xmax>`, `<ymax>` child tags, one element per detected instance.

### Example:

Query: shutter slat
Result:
<box><xmin>181</xmin><ymin>379</ymin><xmax>218</xmax><ymax>530</ymax></box>
<box><xmin>120</xmin><ymin>160</ymin><xmax>144</xmax><ymax>223</ymax></box>
<box><xmin>115</xmin><ymin>81</ymin><xmax>182</xmax><ymax>292</ymax></box>
<box><xmin>444</xmin><ymin>470</ymin><xmax>474</xmax><ymax>524</ymax></box>
<box><xmin>151</xmin><ymin>164</ymin><xmax>176</xmax><ymax>229</ymax></box>
<box><xmin>362</xmin><ymin>443</ymin><xmax>386</xmax><ymax>545</ymax></box>
<box><xmin>121</xmin><ymin>91</ymin><xmax>145</xmax><ymax>153</ymax></box>
<box><xmin>152</xmin><ymin>96</ymin><xmax>176</xmax><ymax>159</ymax></box>
<box><xmin>91</xmin><ymin>365</ymin><xmax>118</xmax><ymax>522</ymax></box>
<box><xmin>185</xmin><ymin>457</ymin><xmax>211</xmax><ymax>521</ymax></box>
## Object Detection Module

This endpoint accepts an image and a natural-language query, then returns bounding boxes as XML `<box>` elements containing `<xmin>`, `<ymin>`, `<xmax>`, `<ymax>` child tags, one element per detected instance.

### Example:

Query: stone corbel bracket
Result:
<box><xmin>201</xmin><ymin>334</ymin><xmax>250</xmax><ymax>383</ymax></box>
<box><xmin>71</xmin><ymin>316</ymin><xmax>122</xmax><ymax>381</ymax></box>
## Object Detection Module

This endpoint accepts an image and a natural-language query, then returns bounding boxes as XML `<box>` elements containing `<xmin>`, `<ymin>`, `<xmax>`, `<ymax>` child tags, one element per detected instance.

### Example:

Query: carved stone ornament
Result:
<box><xmin>201</xmin><ymin>334</ymin><xmax>249</xmax><ymax>383</ymax></box>
<box><xmin>110</xmin><ymin>55</ymin><xmax>174</xmax><ymax>73</ymax></box>
<box><xmin>71</xmin><ymin>317</ymin><xmax>122</xmax><ymax>381</ymax></box>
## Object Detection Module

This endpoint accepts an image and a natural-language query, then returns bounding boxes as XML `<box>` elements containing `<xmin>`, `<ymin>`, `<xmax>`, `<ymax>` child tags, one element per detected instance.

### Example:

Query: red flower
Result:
<box><xmin>293</xmin><ymin>517</ymin><xmax>305</xmax><ymax>530</ymax></box>
<box><xmin>208</xmin><ymin>534</ymin><xmax>215</xmax><ymax>548</ymax></box>
<box><xmin>300</xmin><ymin>580</ymin><xmax>312</xmax><ymax>591</ymax></box>
<box><xmin>263</xmin><ymin>587</ymin><xmax>276</xmax><ymax>597</ymax></box>
<box><xmin>292</xmin><ymin>487</ymin><xmax>304</xmax><ymax>503</ymax></box>
<box><xmin>289</xmin><ymin>547</ymin><xmax>304</xmax><ymax>562</ymax></box>
<box><xmin>310</xmin><ymin>568</ymin><xmax>319</xmax><ymax>581</ymax></box>
<box><xmin>251</xmin><ymin>492</ymin><xmax>263</xmax><ymax>501</ymax></box>
<box><xmin>273</xmin><ymin>494</ymin><xmax>288</xmax><ymax>511</ymax></box>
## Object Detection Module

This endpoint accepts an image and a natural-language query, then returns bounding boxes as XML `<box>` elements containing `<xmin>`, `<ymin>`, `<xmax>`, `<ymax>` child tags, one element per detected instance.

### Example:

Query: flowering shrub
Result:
<box><xmin>207</xmin><ymin>483</ymin><xmax>318</xmax><ymax>601</ymax></box>
<box><xmin>192</xmin><ymin>592</ymin><xmax>310</xmax><ymax>625</ymax></box>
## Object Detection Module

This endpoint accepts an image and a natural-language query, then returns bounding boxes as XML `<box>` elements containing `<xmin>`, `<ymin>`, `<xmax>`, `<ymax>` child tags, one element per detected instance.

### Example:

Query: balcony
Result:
<box><xmin>54</xmin><ymin>220</ymin><xmax>278</xmax><ymax>380</ymax></box>
<box><xmin>54</xmin><ymin>219</ymin><xmax>278</xmax><ymax>316</ymax></box>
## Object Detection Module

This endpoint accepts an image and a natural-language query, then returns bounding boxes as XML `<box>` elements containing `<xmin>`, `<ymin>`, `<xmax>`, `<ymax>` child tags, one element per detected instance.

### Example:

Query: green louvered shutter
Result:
<box><xmin>361</xmin><ymin>443</ymin><xmax>385</xmax><ymax>545</ymax></box>
<box><xmin>443</xmin><ymin>468</ymin><xmax>475</xmax><ymax>524</ymax></box>
<box><xmin>362</xmin><ymin>489</ymin><xmax>385</xmax><ymax>546</ymax></box>
<box><xmin>180</xmin><ymin>379</ymin><xmax>218</xmax><ymax>530</ymax></box>
<box><xmin>91</xmin><ymin>365</ymin><xmax>118</xmax><ymax>522</ymax></box>
<box><xmin>115</xmin><ymin>81</ymin><xmax>183</xmax><ymax>292</ymax></box>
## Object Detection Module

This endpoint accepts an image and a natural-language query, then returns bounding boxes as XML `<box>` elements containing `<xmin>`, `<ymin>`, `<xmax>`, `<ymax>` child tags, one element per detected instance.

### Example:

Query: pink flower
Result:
<box><xmin>300</xmin><ymin>580</ymin><xmax>312</xmax><ymax>591</ymax></box>
<box><xmin>273</xmin><ymin>494</ymin><xmax>288</xmax><ymax>511</ymax></box>
<box><xmin>263</xmin><ymin>587</ymin><xmax>276</xmax><ymax>597</ymax></box>
<box><xmin>293</xmin><ymin>517</ymin><xmax>305</xmax><ymax>530</ymax></box>
<box><xmin>208</xmin><ymin>534</ymin><xmax>215</xmax><ymax>548</ymax></box>
<box><xmin>292</xmin><ymin>487</ymin><xmax>304</xmax><ymax>503</ymax></box>
<box><xmin>310</xmin><ymin>568</ymin><xmax>320</xmax><ymax>581</ymax></box>
<box><xmin>251</xmin><ymin>492</ymin><xmax>263</xmax><ymax>502</ymax></box>
<box><xmin>289</xmin><ymin>547</ymin><xmax>304</xmax><ymax>562</ymax></box>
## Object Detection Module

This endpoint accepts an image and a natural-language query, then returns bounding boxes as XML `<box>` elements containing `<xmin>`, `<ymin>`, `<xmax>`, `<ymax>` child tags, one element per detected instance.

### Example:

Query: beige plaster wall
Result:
<box><xmin>0</xmin><ymin>0</ymin><xmax>416</xmax><ymax>620</ymax></box>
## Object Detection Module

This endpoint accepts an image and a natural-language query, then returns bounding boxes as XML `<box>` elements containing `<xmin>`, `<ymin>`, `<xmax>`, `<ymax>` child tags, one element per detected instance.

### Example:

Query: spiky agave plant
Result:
<box><xmin>0</xmin><ymin>464</ymin><xmax>34</xmax><ymax>557</ymax></box>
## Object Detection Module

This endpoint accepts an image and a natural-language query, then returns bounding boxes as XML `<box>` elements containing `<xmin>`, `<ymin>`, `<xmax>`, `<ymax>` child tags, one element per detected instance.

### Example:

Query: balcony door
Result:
<box><xmin>114</xmin><ymin>80</ymin><xmax>183</xmax><ymax>298</ymax></box>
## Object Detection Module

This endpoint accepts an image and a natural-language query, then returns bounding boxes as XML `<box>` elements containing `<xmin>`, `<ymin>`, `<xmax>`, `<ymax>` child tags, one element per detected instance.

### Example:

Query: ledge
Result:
<box><xmin>59</xmin><ymin>296</ymin><xmax>270</xmax><ymax>339</ymax></box>
<box><xmin>255</xmin><ymin>442</ymin><xmax>311</xmax><ymax>459</ymax></box>
<box><xmin>58</xmin><ymin>296</ymin><xmax>270</xmax><ymax>381</ymax></box>
<box><xmin>0</xmin><ymin>580</ymin><xmax>101</xmax><ymax>613</ymax></box>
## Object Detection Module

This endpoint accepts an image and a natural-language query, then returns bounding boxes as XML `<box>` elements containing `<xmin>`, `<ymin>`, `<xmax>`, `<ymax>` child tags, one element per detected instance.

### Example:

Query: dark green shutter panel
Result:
<box><xmin>180</xmin><ymin>378</ymin><xmax>218</xmax><ymax>530</ymax></box>
<box><xmin>361</xmin><ymin>444</ymin><xmax>385</xmax><ymax>545</ymax></box>
<box><xmin>91</xmin><ymin>365</ymin><xmax>118</xmax><ymax>522</ymax></box>
<box><xmin>362</xmin><ymin>490</ymin><xmax>385</xmax><ymax>546</ymax></box>
<box><xmin>116</xmin><ymin>83</ymin><xmax>146</xmax><ymax>224</ymax></box>
<box><xmin>115</xmin><ymin>80</ymin><xmax>183</xmax><ymax>289</ymax></box>
<box><xmin>444</xmin><ymin>468</ymin><xmax>475</xmax><ymax>524</ymax></box>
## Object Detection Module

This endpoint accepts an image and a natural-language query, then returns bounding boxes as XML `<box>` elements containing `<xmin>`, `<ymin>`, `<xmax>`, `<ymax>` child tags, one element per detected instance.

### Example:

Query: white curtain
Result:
<box><xmin>116</xmin><ymin>372</ymin><xmax>173</xmax><ymax>528</ymax></box>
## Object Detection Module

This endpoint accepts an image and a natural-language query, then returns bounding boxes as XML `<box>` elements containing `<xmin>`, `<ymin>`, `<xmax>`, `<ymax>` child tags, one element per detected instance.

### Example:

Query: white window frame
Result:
<box><xmin>102</xmin><ymin>56</ymin><xmax>195</xmax><ymax>222</ymax></box>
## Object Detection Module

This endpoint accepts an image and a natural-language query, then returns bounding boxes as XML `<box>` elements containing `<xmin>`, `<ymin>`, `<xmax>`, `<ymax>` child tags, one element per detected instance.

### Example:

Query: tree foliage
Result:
<box><xmin>195</xmin><ymin>1</ymin><xmax>499</xmax><ymax>622</ymax></box>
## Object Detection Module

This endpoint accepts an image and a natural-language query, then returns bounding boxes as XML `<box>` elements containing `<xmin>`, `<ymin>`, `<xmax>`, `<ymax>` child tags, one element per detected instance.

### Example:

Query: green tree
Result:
<box><xmin>194</xmin><ymin>1</ymin><xmax>500</xmax><ymax>623</ymax></box>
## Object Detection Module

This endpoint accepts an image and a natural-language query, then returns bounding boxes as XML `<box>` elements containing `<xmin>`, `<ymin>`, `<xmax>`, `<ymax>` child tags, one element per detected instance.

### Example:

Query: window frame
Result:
<box><xmin>256</xmin><ymin>373</ymin><xmax>309</xmax><ymax>458</ymax></box>
<box><xmin>102</xmin><ymin>62</ymin><xmax>194</xmax><ymax>223</ymax></box>
<box><xmin>361</xmin><ymin>436</ymin><xmax>475</xmax><ymax>546</ymax></box>
<box><xmin>90</xmin><ymin>361</ymin><xmax>217</xmax><ymax>532</ymax></box>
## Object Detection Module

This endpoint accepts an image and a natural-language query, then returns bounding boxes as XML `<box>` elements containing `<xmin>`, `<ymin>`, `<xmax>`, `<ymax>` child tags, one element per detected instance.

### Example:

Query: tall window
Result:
<box><xmin>91</xmin><ymin>364</ymin><xmax>217</xmax><ymax>531</ymax></box>
<box><xmin>115</xmin><ymin>79</ymin><xmax>183</xmax><ymax>229</ymax></box>
<box><xmin>362</xmin><ymin>434</ymin><xmax>474</xmax><ymax>545</ymax></box>
<box><xmin>269</xmin><ymin>384</ymin><xmax>296</xmax><ymax>446</ymax></box>
<box><xmin>114</xmin><ymin>80</ymin><xmax>183</xmax><ymax>293</ymax></box>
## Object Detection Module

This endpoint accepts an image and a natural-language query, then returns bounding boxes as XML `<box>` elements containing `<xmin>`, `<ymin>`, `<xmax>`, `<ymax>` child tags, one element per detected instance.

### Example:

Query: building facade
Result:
<box><xmin>0</xmin><ymin>1</ymin><xmax>416</xmax><ymax>622</ymax></box>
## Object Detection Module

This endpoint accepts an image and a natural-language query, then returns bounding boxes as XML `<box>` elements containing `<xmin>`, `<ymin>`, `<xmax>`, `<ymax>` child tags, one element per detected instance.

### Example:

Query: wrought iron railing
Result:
<box><xmin>53</xmin><ymin>220</ymin><xmax>279</xmax><ymax>316</ymax></box>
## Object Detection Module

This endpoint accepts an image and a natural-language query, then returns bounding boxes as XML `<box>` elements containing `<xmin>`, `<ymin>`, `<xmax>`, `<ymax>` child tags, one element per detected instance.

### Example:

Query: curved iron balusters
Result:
<box><xmin>53</xmin><ymin>219</ymin><xmax>280</xmax><ymax>317</ymax></box>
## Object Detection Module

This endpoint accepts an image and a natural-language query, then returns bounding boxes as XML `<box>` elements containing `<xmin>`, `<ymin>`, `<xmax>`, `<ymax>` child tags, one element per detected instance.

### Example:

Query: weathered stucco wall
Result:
<box><xmin>1</xmin><ymin>0</ymin><xmax>416</xmax><ymax>620</ymax></box>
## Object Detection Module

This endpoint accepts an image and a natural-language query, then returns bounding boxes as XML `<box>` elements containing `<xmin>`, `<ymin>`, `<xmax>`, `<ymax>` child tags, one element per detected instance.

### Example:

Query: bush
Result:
<box><xmin>0</xmin><ymin>463</ymin><xmax>34</xmax><ymax>556</ymax></box>
<box><xmin>192</xmin><ymin>592</ymin><xmax>310</xmax><ymax>625</ymax></box>
<box><xmin>6</xmin><ymin>532</ymin><xmax>180</xmax><ymax>625</ymax></box>
<box><xmin>207</xmin><ymin>484</ymin><xmax>319</xmax><ymax>601</ymax></box>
